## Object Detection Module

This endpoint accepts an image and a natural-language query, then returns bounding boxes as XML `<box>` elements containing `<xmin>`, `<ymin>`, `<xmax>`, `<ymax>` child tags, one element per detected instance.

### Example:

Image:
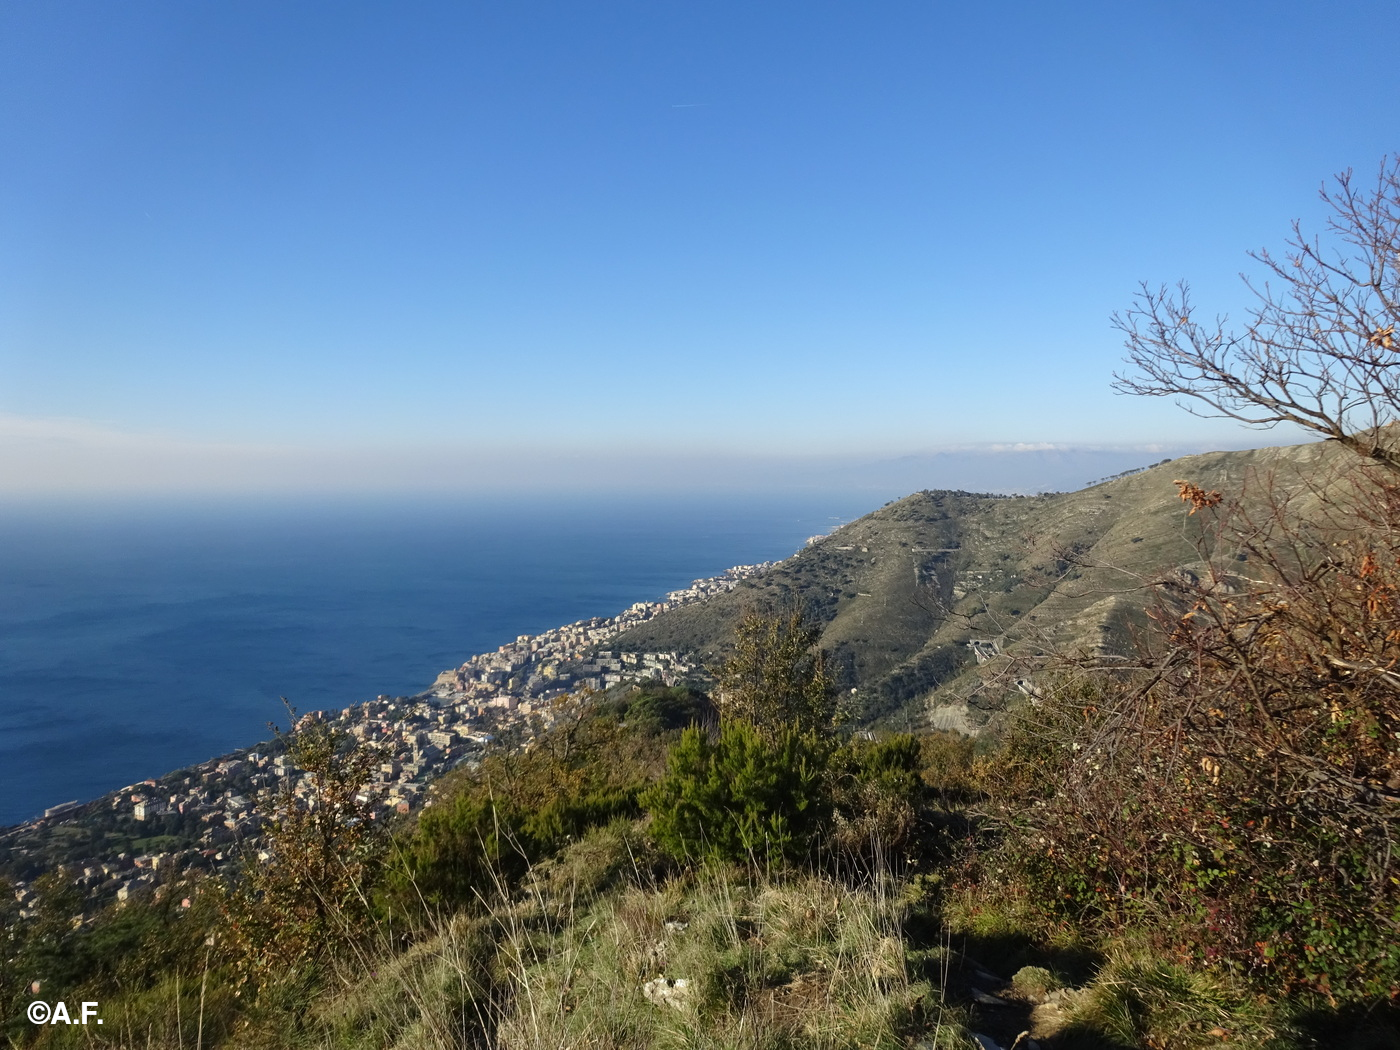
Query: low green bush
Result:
<box><xmin>394</xmin><ymin>697</ymin><xmax>667</xmax><ymax>911</ymax></box>
<box><xmin>643</xmin><ymin>721</ymin><xmax>830</xmax><ymax>866</ymax></box>
<box><xmin>830</xmin><ymin>733</ymin><xmax>926</xmax><ymax>866</ymax></box>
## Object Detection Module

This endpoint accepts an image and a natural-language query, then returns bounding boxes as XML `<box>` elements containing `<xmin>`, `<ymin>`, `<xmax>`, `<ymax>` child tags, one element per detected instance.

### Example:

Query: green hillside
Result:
<box><xmin>614</xmin><ymin>438</ymin><xmax>1349</xmax><ymax>728</ymax></box>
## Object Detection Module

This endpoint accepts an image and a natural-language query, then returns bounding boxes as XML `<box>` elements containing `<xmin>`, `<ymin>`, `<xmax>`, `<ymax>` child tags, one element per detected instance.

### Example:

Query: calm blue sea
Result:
<box><xmin>0</xmin><ymin>492</ymin><xmax>873</xmax><ymax>826</ymax></box>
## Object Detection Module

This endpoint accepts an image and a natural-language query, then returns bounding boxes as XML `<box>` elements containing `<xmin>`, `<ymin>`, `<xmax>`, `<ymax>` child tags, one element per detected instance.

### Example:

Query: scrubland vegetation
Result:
<box><xmin>6</xmin><ymin>561</ymin><xmax>1398</xmax><ymax>1048</ymax></box>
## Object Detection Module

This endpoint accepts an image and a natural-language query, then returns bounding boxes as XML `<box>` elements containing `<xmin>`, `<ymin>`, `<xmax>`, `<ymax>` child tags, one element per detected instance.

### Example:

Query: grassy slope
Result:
<box><xmin>615</xmin><ymin>439</ymin><xmax>1353</xmax><ymax>728</ymax></box>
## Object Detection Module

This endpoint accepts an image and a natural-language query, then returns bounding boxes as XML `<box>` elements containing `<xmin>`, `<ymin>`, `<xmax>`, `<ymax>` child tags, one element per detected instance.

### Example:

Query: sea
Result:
<box><xmin>0</xmin><ymin>491</ymin><xmax>877</xmax><ymax>827</ymax></box>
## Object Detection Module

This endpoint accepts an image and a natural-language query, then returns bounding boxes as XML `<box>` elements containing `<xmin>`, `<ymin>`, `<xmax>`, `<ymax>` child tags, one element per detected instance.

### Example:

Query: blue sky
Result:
<box><xmin>2</xmin><ymin>1</ymin><xmax>1398</xmax><ymax>494</ymax></box>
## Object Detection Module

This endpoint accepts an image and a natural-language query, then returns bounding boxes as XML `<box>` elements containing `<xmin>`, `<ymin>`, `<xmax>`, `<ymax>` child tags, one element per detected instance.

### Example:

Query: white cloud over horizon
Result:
<box><xmin>0</xmin><ymin>412</ymin><xmax>1302</xmax><ymax>500</ymax></box>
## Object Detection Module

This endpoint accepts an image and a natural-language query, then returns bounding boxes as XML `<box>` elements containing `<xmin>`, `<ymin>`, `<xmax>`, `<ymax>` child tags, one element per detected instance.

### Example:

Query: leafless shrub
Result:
<box><xmin>1000</xmin><ymin>469</ymin><xmax>1400</xmax><ymax>995</ymax></box>
<box><xmin>1115</xmin><ymin>155</ymin><xmax>1400</xmax><ymax>472</ymax></box>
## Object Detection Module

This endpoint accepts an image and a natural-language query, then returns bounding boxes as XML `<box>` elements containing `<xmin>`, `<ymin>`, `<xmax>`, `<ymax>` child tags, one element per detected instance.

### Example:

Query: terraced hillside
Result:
<box><xmin>613</xmin><ymin>437</ymin><xmax>1354</xmax><ymax>729</ymax></box>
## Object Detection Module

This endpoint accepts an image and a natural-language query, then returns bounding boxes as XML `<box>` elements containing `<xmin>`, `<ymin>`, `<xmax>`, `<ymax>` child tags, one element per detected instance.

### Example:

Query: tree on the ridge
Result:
<box><xmin>1114</xmin><ymin>155</ymin><xmax>1400</xmax><ymax>472</ymax></box>
<box><xmin>642</xmin><ymin>608</ymin><xmax>839</xmax><ymax>866</ymax></box>
<box><xmin>715</xmin><ymin>607</ymin><xmax>836</xmax><ymax>739</ymax></box>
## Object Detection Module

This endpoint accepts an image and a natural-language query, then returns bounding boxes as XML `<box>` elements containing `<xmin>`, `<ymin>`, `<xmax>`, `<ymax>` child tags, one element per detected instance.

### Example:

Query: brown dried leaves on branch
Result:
<box><xmin>1174</xmin><ymin>480</ymin><xmax>1223</xmax><ymax>515</ymax></box>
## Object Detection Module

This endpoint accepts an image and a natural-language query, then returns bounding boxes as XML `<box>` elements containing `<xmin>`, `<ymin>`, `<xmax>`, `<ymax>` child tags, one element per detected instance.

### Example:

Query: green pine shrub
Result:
<box><xmin>642</xmin><ymin>721</ymin><xmax>830</xmax><ymax>866</ymax></box>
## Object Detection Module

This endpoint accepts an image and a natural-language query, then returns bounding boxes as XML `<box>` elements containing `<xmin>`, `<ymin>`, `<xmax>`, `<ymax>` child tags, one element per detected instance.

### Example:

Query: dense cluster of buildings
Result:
<box><xmin>6</xmin><ymin>561</ymin><xmax>774</xmax><ymax>917</ymax></box>
<box><xmin>430</xmin><ymin>563</ymin><xmax>772</xmax><ymax>703</ymax></box>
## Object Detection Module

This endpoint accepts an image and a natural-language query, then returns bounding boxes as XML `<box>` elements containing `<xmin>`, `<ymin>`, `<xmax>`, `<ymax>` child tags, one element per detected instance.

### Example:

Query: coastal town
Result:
<box><xmin>1</xmin><ymin>561</ymin><xmax>775</xmax><ymax>919</ymax></box>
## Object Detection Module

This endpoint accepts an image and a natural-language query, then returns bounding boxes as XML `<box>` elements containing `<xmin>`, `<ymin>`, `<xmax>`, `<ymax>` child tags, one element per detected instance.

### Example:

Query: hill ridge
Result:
<box><xmin>613</xmin><ymin>437</ymin><xmax>1340</xmax><ymax>728</ymax></box>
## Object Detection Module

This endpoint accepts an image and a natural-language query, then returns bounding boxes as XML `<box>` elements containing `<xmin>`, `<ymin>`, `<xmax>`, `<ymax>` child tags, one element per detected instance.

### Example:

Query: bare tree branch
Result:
<box><xmin>1113</xmin><ymin>156</ymin><xmax>1400</xmax><ymax>473</ymax></box>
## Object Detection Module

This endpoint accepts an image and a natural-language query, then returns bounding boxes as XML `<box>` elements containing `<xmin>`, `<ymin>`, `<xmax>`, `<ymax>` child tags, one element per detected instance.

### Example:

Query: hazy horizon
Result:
<box><xmin>0</xmin><ymin>423</ymin><xmax>1303</xmax><ymax>502</ymax></box>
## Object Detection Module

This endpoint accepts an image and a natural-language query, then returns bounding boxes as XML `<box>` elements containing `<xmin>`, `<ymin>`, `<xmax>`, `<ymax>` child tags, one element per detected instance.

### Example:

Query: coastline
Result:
<box><xmin>0</xmin><ymin>558</ymin><xmax>776</xmax><ymax>912</ymax></box>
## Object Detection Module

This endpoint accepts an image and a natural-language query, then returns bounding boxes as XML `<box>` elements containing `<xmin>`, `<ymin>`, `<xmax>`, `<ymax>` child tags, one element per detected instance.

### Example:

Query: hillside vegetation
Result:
<box><xmin>614</xmin><ymin>440</ymin><xmax>1351</xmax><ymax>728</ymax></box>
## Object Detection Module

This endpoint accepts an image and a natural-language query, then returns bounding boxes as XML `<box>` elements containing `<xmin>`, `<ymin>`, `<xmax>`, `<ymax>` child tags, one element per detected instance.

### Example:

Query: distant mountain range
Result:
<box><xmin>614</xmin><ymin>437</ymin><xmax>1357</xmax><ymax>730</ymax></box>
